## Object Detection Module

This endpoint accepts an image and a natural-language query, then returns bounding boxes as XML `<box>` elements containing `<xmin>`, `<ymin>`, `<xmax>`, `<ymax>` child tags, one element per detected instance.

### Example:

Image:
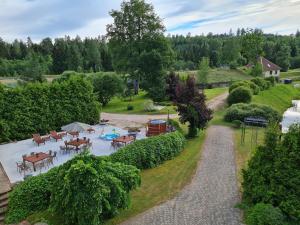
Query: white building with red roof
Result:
<box><xmin>259</xmin><ymin>56</ymin><xmax>282</xmax><ymax>78</ymax></box>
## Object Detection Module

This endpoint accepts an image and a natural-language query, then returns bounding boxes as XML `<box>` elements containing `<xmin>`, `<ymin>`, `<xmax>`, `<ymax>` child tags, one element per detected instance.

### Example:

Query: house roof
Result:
<box><xmin>259</xmin><ymin>56</ymin><xmax>282</xmax><ymax>72</ymax></box>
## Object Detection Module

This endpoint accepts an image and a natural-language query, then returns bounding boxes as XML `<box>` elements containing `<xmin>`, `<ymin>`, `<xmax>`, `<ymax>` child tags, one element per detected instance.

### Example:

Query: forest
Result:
<box><xmin>0</xmin><ymin>29</ymin><xmax>300</xmax><ymax>78</ymax></box>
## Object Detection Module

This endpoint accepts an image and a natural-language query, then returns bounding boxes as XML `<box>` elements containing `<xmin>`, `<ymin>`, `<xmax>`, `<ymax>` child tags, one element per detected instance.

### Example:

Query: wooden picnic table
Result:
<box><xmin>23</xmin><ymin>152</ymin><xmax>50</xmax><ymax>172</ymax></box>
<box><xmin>87</xmin><ymin>128</ymin><xmax>95</xmax><ymax>133</ymax></box>
<box><xmin>66</xmin><ymin>139</ymin><xmax>89</xmax><ymax>150</ymax></box>
<box><xmin>113</xmin><ymin>136</ymin><xmax>134</xmax><ymax>145</ymax></box>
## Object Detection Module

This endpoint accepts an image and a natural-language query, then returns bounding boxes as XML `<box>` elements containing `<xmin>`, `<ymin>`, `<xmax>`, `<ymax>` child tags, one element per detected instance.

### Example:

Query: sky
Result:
<box><xmin>0</xmin><ymin>0</ymin><xmax>300</xmax><ymax>42</ymax></box>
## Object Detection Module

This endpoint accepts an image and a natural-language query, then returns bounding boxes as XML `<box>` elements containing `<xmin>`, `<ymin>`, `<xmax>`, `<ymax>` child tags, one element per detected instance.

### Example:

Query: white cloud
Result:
<box><xmin>0</xmin><ymin>0</ymin><xmax>299</xmax><ymax>42</ymax></box>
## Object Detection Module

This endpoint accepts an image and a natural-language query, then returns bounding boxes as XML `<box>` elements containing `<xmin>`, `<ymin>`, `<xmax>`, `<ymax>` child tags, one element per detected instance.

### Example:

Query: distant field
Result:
<box><xmin>178</xmin><ymin>68</ymin><xmax>252</xmax><ymax>83</ymax></box>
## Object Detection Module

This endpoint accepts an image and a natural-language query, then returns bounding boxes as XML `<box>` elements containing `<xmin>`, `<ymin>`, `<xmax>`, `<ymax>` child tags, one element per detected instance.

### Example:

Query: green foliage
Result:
<box><xmin>241</xmin><ymin>29</ymin><xmax>264</xmax><ymax>63</ymax></box>
<box><xmin>275</xmin><ymin>44</ymin><xmax>291</xmax><ymax>72</ymax></box>
<box><xmin>143</xmin><ymin>99</ymin><xmax>156</xmax><ymax>112</ymax></box>
<box><xmin>251</xmin><ymin>77</ymin><xmax>271</xmax><ymax>90</ymax></box>
<box><xmin>168</xmin><ymin>119</ymin><xmax>184</xmax><ymax>134</ymax></box>
<box><xmin>0</xmin><ymin>76</ymin><xmax>100</xmax><ymax>142</ymax></box>
<box><xmin>197</xmin><ymin>57</ymin><xmax>210</xmax><ymax>84</ymax></box>
<box><xmin>90</xmin><ymin>72</ymin><xmax>124</xmax><ymax>106</ymax></box>
<box><xmin>110</xmin><ymin>131</ymin><xmax>186</xmax><ymax>169</ymax></box>
<box><xmin>232</xmin><ymin>120</ymin><xmax>243</xmax><ymax>128</ymax></box>
<box><xmin>229</xmin><ymin>81</ymin><xmax>260</xmax><ymax>95</ymax></box>
<box><xmin>127</xmin><ymin>105</ymin><xmax>134</xmax><ymax>111</ymax></box>
<box><xmin>224</xmin><ymin>103</ymin><xmax>281</xmax><ymax>122</ymax></box>
<box><xmin>250</xmin><ymin>63</ymin><xmax>263</xmax><ymax>77</ymax></box>
<box><xmin>245</xmin><ymin>203</ymin><xmax>286</xmax><ymax>225</ymax></box>
<box><xmin>242</xmin><ymin>125</ymin><xmax>300</xmax><ymax>223</ymax></box>
<box><xmin>7</xmin><ymin>154</ymin><xmax>141</xmax><ymax>225</ymax></box>
<box><xmin>5</xmin><ymin>168</ymin><xmax>58</xmax><ymax>224</ymax></box>
<box><xmin>227</xmin><ymin>86</ymin><xmax>252</xmax><ymax>105</ymax></box>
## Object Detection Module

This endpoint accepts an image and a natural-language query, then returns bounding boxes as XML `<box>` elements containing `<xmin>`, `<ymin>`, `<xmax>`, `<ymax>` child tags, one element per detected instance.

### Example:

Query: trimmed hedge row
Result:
<box><xmin>224</xmin><ymin>103</ymin><xmax>281</xmax><ymax>122</ymax></box>
<box><xmin>0</xmin><ymin>76</ymin><xmax>100</xmax><ymax>142</ymax></box>
<box><xmin>110</xmin><ymin>131</ymin><xmax>186</xmax><ymax>169</ymax></box>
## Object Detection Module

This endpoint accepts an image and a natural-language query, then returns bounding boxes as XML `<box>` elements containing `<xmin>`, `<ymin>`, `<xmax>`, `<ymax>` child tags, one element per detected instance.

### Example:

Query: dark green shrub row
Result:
<box><xmin>227</xmin><ymin>86</ymin><xmax>252</xmax><ymax>106</ymax></box>
<box><xmin>0</xmin><ymin>76</ymin><xmax>100</xmax><ymax>142</ymax></box>
<box><xmin>6</xmin><ymin>153</ymin><xmax>140</xmax><ymax>224</ymax></box>
<box><xmin>110</xmin><ymin>131</ymin><xmax>186</xmax><ymax>169</ymax></box>
<box><xmin>224</xmin><ymin>103</ymin><xmax>281</xmax><ymax>122</ymax></box>
<box><xmin>242</xmin><ymin>125</ymin><xmax>300</xmax><ymax>224</ymax></box>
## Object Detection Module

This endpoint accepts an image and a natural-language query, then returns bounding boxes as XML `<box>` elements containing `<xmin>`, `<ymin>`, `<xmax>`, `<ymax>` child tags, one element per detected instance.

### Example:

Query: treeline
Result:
<box><xmin>168</xmin><ymin>29</ymin><xmax>300</xmax><ymax>71</ymax></box>
<box><xmin>0</xmin><ymin>29</ymin><xmax>300</xmax><ymax>77</ymax></box>
<box><xmin>0</xmin><ymin>36</ymin><xmax>113</xmax><ymax>76</ymax></box>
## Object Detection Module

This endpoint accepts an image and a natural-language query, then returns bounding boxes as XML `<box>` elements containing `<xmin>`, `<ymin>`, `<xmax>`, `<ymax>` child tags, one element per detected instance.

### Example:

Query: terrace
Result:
<box><xmin>0</xmin><ymin>124</ymin><xmax>146</xmax><ymax>183</ymax></box>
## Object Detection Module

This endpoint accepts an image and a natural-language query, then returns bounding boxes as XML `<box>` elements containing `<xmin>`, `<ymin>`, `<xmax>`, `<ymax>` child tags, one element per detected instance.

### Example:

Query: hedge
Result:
<box><xmin>224</xmin><ymin>103</ymin><xmax>281</xmax><ymax>122</ymax></box>
<box><xmin>110</xmin><ymin>131</ymin><xmax>186</xmax><ymax>169</ymax></box>
<box><xmin>6</xmin><ymin>154</ymin><xmax>140</xmax><ymax>224</ymax></box>
<box><xmin>0</xmin><ymin>76</ymin><xmax>100</xmax><ymax>142</ymax></box>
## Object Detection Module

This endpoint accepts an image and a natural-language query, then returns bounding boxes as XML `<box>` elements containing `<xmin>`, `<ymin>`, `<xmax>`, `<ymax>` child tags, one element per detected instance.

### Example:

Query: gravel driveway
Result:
<box><xmin>121</xmin><ymin>126</ymin><xmax>242</xmax><ymax>225</ymax></box>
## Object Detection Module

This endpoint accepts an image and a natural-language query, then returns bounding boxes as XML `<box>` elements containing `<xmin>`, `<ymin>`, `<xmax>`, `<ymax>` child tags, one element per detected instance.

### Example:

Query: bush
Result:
<box><xmin>246</xmin><ymin>203</ymin><xmax>286</xmax><ymax>225</ymax></box>
<box><xmin>0</xmin><ymin>76</ymin><xmax>100</xmax><ymax>142</ymax></box>
<box><xmin>232</xmin><ymin>120</ymin><xmax>243</xmax><ymax>128</ymax></box>
<box><xmin>5</xmin><ymin>168</ymin><xmax>58</xmax><ymax>224</ymax></box>
<box><xmin>229</xmin><ymin>81</ymin><xmax>260</xmax><ymax>95</ymax></box>
<box><xmin>127</xmin><ymin>105</ymin><xmax>134</xmax><ymax>111</ymax></box>
<box><xmin>143</xmin><ymin>100</ymin><xmax>156</xmax><ymax>112</ymax></box>
<box><xmin>110</xmin><ymin>131</ymin><xmax>186</xmax><ymax>169</ymax></box>
<box><xmin>168</xmin><ymin>119</ymin><xmax>184</xmax><ymax>134</ymax></box>
<box><xmin>265</xmin><ymin>76</ymin><xmax>276</xmax><ymax>86</ymax></box>
<box><xmin>251</xmin><ymin>77</ymin><xmax>270</xmax><ymax>91</ymax></box>
<box><xmin>224</xmin><ymin>103</ymin><xmax>281</xmax><ymax>122</ymax></box>
<box><xmin>227</xmin><ymin>86</ymin><xmax>252</xmax><ymax>105</ymax></box>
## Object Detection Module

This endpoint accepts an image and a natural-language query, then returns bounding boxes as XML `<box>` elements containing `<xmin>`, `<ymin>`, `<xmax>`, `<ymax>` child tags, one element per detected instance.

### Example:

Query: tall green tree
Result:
<box><xmin>197</xmin><ymin>57</ymin><xmax>210</xmax><ymax>85</ymax></box>
<box><xmin>222</xmin><ymin>38</ymin><xmax>240</xmax><ymax>64</ymax></box>
<box><xmin>275</xmin><ymin>44</ymin><xmax>291</xmax><ymax>72</ymax></box>
<box><xmin>107</xmin><ymin>0</ymin><xmax>173</xmax><ymax>95</ymax></box>
<box><xmin>242</xmin><ymin>29</ymin><xmax>264</xmax><ymax>63</ymax></box>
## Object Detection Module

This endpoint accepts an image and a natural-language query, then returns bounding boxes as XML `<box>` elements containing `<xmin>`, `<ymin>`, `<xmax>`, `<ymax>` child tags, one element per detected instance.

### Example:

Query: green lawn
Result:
<box><xmin>178</xmin><ymin>68</ymin><xmax>252</xmax><ymax>83</ymax></box>
<box><xmin>252</xmin><ymin>84</ymin><xmax>300</xmax><ymax>113</ymax></box>
<box><xmin>103</xmin><ymin>88</ymin><xmax>227</xmax><ymax>115</ymax></box>
<box><xmin>28</xmin><ymin>124</ymin><xmax>206</xmax><ymax>225</ymax></box>
<box><xmin>280</xmin><ymin>69</ymin><xmax>300</xmax><ymax>79</ymax></box>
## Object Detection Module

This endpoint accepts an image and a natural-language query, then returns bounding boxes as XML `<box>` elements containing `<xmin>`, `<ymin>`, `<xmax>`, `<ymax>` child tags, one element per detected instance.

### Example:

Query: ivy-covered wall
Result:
<box><xmin>0</xmin><ymin>76</ymin><xmax>100</xmax><ymax>142</ymax></box>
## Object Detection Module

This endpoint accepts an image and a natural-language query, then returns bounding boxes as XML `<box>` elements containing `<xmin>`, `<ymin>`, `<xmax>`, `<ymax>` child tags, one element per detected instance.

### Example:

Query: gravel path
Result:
<box><xmin>101</xmin><ymin>92</ymin><xmax>228</xmax><ymax>128</ymax></box>
<box><xmin>121</xmin><ymin>126</ymin><xmax>242</xmax><ymax>225</ymax></box>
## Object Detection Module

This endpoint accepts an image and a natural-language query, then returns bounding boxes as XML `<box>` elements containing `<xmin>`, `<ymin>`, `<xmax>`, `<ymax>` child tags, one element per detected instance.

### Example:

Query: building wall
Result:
<box><xmin>264</xmin><ymin>70</ymin><xmax>280</xmax><ymax>78</ymax></box>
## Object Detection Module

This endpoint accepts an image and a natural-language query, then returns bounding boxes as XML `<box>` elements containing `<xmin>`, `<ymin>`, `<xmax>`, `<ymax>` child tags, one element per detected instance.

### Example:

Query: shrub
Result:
<box><xmin>168</xmin><ymin>119</ymin><xmax>184</xmax><ymax>134</ymax></box>
<box><xmin>227</xmin><ymin>86</ymin><xmax>252</xmax><ymax>105</ymax></box>
<box><xmin>224</xmin><ymin>103</ymin><xmax>281</xmax><ymax>122</ymax></box>
<box><xmin>5</xmin><ymin>168</ymin><xmax>58</xmax><ymax>224</ymax></box>
<box><xmin>110</xmin><ymin>131</ymin><xmax>186</xmax><ymax>169</ymax></box>
<box><xmin>251</xmin><ymin>77</ymin><xmax>270</xmax><ymax>91</ymax></box>
<box><xmin>127</xmin><ymin>105</ymin><xmax>134</xmax><ymax>111</ymax></box>
<box><xmin>229</xmin><ymin>81</ymin><xmax>260</xmax><ymax>95</ymax></box>
<box><xmin>143</xmin><ymin>100</ymin><xmax>156</xmax><ymax>112</ymax></box>
<box><xmin>245</xmin><ymin>203</ymin><xmax>286</xmax><ymax>225</ymax></box>
<box><xmin>50</xmin><ymin>154</ymin><xmax>140</xmax><ymax>225</ymax></box>
<box><xmin>232</xmin><ymin>120</ymin><xmax>243</xmax><ymax>128</ymax></box>
<box><xmin>265</xmin><ymin>76</ymin><xmax>276</xmax><ymax>86</ymax></box>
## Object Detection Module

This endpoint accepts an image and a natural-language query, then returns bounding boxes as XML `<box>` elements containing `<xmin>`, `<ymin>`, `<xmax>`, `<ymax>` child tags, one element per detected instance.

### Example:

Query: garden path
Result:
<box><xmin>101</xmin><ymin>92</ymin><xmax>228</xmax><ymax>128</ymax></box>
<box><xmin>121</xmin><ymin>126</ymin><xmax>242</xmax><ymax>225</ymax></box>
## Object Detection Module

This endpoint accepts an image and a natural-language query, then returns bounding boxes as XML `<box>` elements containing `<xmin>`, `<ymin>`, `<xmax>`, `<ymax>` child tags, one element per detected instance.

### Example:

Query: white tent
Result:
<box><xmin>281</xmin><ymin>100</ymin><xmax>300</xmax><ymax>133</ymax></box>
<box><xmin>61</xmin><ymin>122</ymin><xmax>92</xmax><ymax>132</ymax></box>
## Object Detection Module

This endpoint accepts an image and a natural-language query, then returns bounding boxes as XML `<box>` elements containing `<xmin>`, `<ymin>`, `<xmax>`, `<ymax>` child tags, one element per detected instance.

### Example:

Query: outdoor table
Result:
<box><xmin>23</xmin><ymin>152</ymin><xmax>50</xmax><ymax>172</ymax></box>
<box><xmin>68</xmin><ymin>131</ymin><xmax>79</xmax><ymax>137</ymax></box>
<box><xmin>66</xmin><ymin>139</ymin><xmax>89</xmax><ymax>150</ymax></box>
<box><xmin>113</xmin><ymin>136</ymin><xmax>134</xmax><ymax>146</ymax></box>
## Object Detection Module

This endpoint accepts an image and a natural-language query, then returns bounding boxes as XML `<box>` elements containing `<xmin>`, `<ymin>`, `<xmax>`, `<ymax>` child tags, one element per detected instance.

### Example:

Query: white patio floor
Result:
<box><xmin>0</xmin><ymin>125</ymin><xmax>146</xmax><ymax>183</ymax></box>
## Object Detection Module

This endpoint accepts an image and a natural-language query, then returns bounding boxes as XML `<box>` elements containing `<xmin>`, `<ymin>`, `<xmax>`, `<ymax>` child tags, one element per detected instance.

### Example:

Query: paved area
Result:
<box><xmin>121</xmin><ymin>126</ymin><xmax>242</xmax><ymax>225</ymax></box>
<box><xmin>0</xmin><ymin>162</ymin><xmax>11</xmax><ymax>194</ymax></box>
<box><xmin>101</xmin><ymin>92</ymin><xmax>228</xmax><ymax>128</ymax></box>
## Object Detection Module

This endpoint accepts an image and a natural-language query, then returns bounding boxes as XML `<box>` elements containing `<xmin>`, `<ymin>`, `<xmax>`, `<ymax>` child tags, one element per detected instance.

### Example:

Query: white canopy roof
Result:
<box><xmin>281</xmin><ymin>100</ymin><xmax>300</xmax><ymax>133</ymax></box>
<box><xmin>61</xmin><ymin>122</ymin><xmax>92</xmax><ymax>132</ymax></box>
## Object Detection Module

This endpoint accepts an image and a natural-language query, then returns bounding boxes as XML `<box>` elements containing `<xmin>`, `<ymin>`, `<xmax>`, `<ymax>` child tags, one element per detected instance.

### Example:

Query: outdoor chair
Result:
<box><xmin>50</xmin><ymin>131</ymin><xmax>63</xmax><ymax>142</ymax></box>
<box><xmin>30</xmin><ymin>152</ymin><xmax>35</xmax><ymax>156</ymax></box>
<box><xmin>46</xmin><ymin>157</ymin><xmax>53</xmax><ymax>168</ymax></box>
<box><xmin>33</xmin><ymin>135</ymin><xmax>46</xmax><ymax>146</ymax></box>
<box><xmin>48</xmin><ymin>150</ymin><xmax>52</xmax><ymax>155</ymax></box>
<box><xmin>36</xmin><ymin>161</ymin><xmax>45</xmax><ymax>173</ymax></box>
<box><xmin>51</xmin><ymin>151</ymin><xmax>57</xmax><ymax>160</ymax></box>
<box><xmin>16</xmin><ymin>161</ymin><xmax>31</xmax><ymax>174</ymax></box>
<box><xmin>22</xmin><ymin>154</ymin><xmax>27</xmax><ymax>161</ymax></box>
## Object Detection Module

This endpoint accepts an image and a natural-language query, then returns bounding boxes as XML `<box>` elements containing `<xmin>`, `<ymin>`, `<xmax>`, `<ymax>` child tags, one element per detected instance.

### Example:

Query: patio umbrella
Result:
<box><xmin>61</xmin><ymin>122</ymin><xmax>92</xmax><ymax>132</ymax></box>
